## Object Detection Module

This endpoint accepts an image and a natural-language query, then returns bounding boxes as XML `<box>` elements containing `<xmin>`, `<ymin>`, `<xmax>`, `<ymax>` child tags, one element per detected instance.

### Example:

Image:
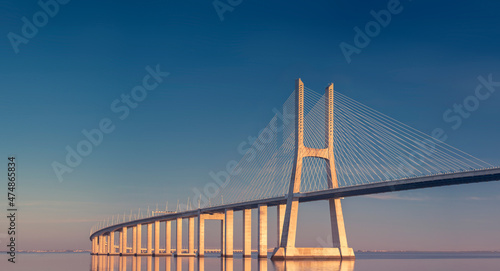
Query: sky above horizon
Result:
<box><xmin>0</xmin><ymin>0</ymin><xmax>499</xmax><ymax>252</ymax></box>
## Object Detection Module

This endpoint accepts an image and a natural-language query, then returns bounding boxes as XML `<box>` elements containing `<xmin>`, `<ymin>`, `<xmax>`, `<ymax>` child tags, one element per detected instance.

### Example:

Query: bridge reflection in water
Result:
<box><xmin>91</xmin><ymin>255</ymin><xmax>355</xmax><ymax>271</ymax></box>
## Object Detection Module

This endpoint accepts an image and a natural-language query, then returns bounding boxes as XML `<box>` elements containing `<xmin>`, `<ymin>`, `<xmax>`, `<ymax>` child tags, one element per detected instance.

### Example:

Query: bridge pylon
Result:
<box><xmin>271</xmin><ymin>78</ymin><xmax>355</xmax><ymax>260</ymax></box>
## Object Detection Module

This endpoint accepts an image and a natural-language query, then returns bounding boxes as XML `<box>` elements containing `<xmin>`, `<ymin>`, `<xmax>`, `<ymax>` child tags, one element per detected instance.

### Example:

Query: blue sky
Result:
<box><xmin>0</xmin><ymin>0</ymin><xmax>499</xmax><ymax>251</ymax></box>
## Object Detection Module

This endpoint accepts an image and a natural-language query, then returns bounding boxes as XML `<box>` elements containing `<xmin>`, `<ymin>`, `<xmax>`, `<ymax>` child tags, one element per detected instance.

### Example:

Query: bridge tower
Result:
<box><xmin>271</xmin><ymin>78</ymin><xmax>355</xmax><ymax>259</ymax></box>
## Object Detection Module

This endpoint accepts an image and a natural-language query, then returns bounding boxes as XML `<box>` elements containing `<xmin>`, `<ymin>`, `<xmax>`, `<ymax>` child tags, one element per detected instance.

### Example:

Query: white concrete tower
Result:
<box><xmin>272</xmin><ymin>79</ymin><xmax>355</xmax><ymax>259</ymax></box>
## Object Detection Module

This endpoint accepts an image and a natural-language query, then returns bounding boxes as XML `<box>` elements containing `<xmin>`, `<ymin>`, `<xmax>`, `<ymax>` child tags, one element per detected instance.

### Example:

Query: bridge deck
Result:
<box><xmin>90</xmin><ymin>167</ymin><xmax>500</xmax><ymax>239</ymax></box>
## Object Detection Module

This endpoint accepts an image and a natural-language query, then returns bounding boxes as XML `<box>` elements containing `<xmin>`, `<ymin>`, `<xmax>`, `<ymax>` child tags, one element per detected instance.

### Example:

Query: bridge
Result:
<box><xmin>89</xmin><ymin>79</ymin><xmax>499</xmax><ymax>260</ymax></box>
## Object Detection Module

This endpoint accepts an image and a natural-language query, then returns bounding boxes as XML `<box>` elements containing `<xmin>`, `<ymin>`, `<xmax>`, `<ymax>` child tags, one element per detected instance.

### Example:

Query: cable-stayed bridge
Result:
<box><xmin>89</xmin><ymin>79</ymin><xmax>499</xmax><ymax>260</ymax></box>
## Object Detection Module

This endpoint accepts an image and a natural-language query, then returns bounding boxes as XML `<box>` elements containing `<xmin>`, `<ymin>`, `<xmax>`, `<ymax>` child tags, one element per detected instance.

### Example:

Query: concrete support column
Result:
<box><xmin>154</xmin><ymin>221</ymin><xmax>160</xmax><ymax>255</ymax></box>
<box><xmin>258</xmin><ymin>205</ymin><xmax>267</xmax><ymax>258</ymax></box>
<box><xmin>220</xmin><ymin>219</ymin><xmax>225</xmax><ymax>257</ymax></box>
<box><xmin>109</xmin><ymin>232</ymin><xmax>115</xmax><ymax>254</ymax></box>
<box><xmin>136</xmin><ymin>224</ymin><xmax>142</xmax><ymax>254</ymax></box>
<box><xmin>197</xmin><ymin>216</ymin><xmax>205</xmax><ymax>257</ymax></box>
<box><xmin>91</xmin><ymin>237</ymin><xmax>95</xmax><ymax>254</ymax></box>
<box><xmin>147</xmin><ymin>223</ymin><xmax>153</xmax><ymax>254</ymax></box>
<box><xmin>102</xmin><ymin>236</ymin><xmax>106</xmax><ymax>254</ymax></box>
<box><xmin>225</xmin><ymin>210</ymin><xmax>234</xmax><ymax>257</ymax></box>
<box><xmin>176</xmin><ymin>218</ymin><xmax>182</xmax><ymax>255</ymax></box>
<box><xmin>97</xmin><ymin>236</ymin><xmax>101</xmax><ymax>254</ymax></box>
<box><xmin>122</xmin><ymin>227</ymin><xmax>128</xmax><ymax>254</ymax></box>
<box><xmin>165</xmin><ymin>221</ymin><xmax>171</xmax><ymax>254</ymax></box>
<box><xmin>99</xmin><ymin>235</ymin><xmax>104</xmax><ymax>254</ymax></box>
<box><xmin>188</xmin><ymin>217</ymin><xmax>195</xmax><ymax>254</ymax></box>
<box><xmin>277</xmin><ymin>204</ymin><xmax>286</xmax><ymax>247</ymax></box>
<box><xmin>95</xmin><ymin>237</ymin><xmax>98</xmax><ymax>254</ymax></box>
<box><xmin>104</xmin><ymin>235</ymin><xmax>109</xmax><ymax>254</ymax></box>
<box><xmin>108</xmin><ymin>235</ymin><xmax>111</xmax><ymax>254</ymax></box>
<box><xmin>96</xmin><ymin>237</ymin><xmax>99</xmax><ymax>254</ymax></box>
<box><xmin>97</xmin><ymin>236</ymin><xmax>100</xmax><ymax>254</ymax></box>
<box><xmin>243</xmin><ymin>209</ymin><xmax>251</xmax><ymax>257</ymax></box>
<box><xmin>119</xmin><ymin>231</ymin><xmax>124</xmax><ymax>254</ymax></box>
<box><xmin>132</xmin><ymin>226</ymin><xmax>137</xmax><ymax>254</ymax></box>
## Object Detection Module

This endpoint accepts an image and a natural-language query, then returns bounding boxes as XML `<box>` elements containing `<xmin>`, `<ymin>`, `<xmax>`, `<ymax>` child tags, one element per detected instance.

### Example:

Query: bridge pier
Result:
<box><xmin>175</xmin><ymin>218</ymin><xmax>182</xmax><ymax>256</ymax></box>
<box><xmin>99</xmin><ymin>235</ymin><xmax>104</xmax><ymax>255</ymax></box>
<box><xmin>132</xmin><ymin>226</ymin><xmax>137</xmax><ymax>254</ymax></box>
<box><xmin>109</xmin><ymin>232</ymin><xmax>115</xmax><ymax>254</ymax></box>
<box><xmin>99</xmin><ymin>236</ymin><xmax>102</xmax><ymax>255</ymax></box>
<box><xmin>95</xmin><ymin>236</ymin><xmax>99</xmax><ymax>254</ymax></box>
<box><xmin>224</xmin><ymin>209</ymin><xmax>234</xmax><ymax>257</ymax></box>
<box><xmin>91</xmin><ymin>237</ymin><xmax>96</xmax><ymax>254</ymax></box>
<box><xmin>106</xmin><ymin>235</ymin><xmax>110</xmax><ymax>255</ymax></box>
<box><xmin>97</xmin><ymin>236</ymin><xmax>100</xmax><ymax>254</ymax></box>
<box><xmin>94</xmin><ymin>237</ymin><xmax>98</xmax><ymax>255</ymax></box>
<box><xmin>174</xmin><ymin>217</ymin><xmax>196</xmax><ymax>257</ymax></box>
<box><xmin>197</xmin><ymin>215</ymin><xmax>205</xmax><ymax>257</ymax></box>
<box><xmin>110</xmin><ymin>235</ymin><xmax>113</xmax><ymax>255</ymax></box>
<box><xmin>165</xmin><ymin>220</ymin><xmax>172</xmax><ymax>255</ymax></box>
<box><xmin>118</xmin><ymin>231</ymin><xmax>127</xmax><ymax>256</ymax></box>
<box><xmin>221</xmin><ymin>218</ymin><xmax>225</xmax><ymax>257</ymax></box>
<box><xmin>99</xmin><ymin>236</ymin><xmax>103</xmax><ymax>255</ymax></box>
<box><xmin>119</xmin><ymin>230</ymin><xmax>123</xmax><ymax>254</ymax></box>
<box><xmin>258</xmin><ymin>204</ymin><xmax>268</xmax><ymax>258</ymax></box>
<box><xmin>188</xmin><ymin>217</ymin><xmax>195</xmax><ymax>255</ymax></box>
<box><xmin>136</xmin><ymin>223</ymin><xmax>142</xmax><ymax>255</ymax></box>
<box><xmin>122</xmin><ymin>226</ymin><xmax>128</xmax><ymax>255</ymax></box>
<box><xmin>146</xmin><ymin>223</ymin><xmax>153</xmax><ymax>256</ymax></box>
<box><xmin>154</xmin><ymin>221</ymin><xmax>160</xmax><ymax>255</ymax></box>
<box><xmin>243</xmin><ymin>209</ymin><xmax>251</xmax><ymax>257</ymax></box>
<box><xmin>197</xmin><ymin>213</ymin><xmax>225</xmax><ymax>257</ymax></box>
